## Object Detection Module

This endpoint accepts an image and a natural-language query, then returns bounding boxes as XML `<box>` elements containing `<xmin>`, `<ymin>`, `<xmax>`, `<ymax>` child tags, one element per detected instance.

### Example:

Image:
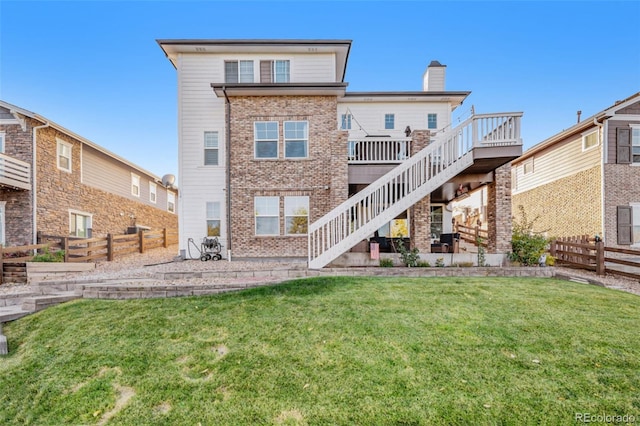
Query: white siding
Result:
<box><xmin>512</xmin><ymin>134</ymin><xmax>602</xmax><ymax>194</ymax></box>
<box><xmin>337</xmin><ymin>102</ymin><xmax>452</xmax><ymax>138</ymax></box>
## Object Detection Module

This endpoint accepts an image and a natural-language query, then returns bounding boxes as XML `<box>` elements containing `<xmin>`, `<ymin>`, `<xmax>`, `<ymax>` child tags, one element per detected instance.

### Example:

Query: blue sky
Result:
<box><xmin>1</xmin><ymin>1</ymin><xmax>639</xmax><ymax>180</ymax></box>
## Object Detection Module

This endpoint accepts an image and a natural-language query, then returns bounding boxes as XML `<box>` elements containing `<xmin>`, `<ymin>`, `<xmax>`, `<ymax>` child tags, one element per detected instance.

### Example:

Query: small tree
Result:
<box><xmin>394</xmin><ymin>239</ymin><xmax>420</xmax><ymax>267</ymax></box>
<box><xmin>509</xmin><ymin>205</ymin><xmax>549</xmax><ymax>266</ymax></box>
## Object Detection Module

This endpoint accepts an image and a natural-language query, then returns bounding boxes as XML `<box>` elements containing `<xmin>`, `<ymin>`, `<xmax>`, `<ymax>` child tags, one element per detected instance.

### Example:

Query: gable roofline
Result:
<box><xmin>0</xmin><ymin>100</ymin><xmax>168</xmax><ymax>184</ymax></box>
<box><xmin>157</xmin><ymin>38</ymin><xmax>352</xmax><ymax>82</ymax></box>
<box><xmin>513</xmin><ymin>91</ymin><xmax>640</xmax><ymax>164</ymax></box>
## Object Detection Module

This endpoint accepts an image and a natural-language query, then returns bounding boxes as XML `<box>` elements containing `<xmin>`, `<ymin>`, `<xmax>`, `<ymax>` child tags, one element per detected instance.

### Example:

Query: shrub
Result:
<box><xmin>394</xmin><ymin>239</ymin><xmax>420</xmax><ymax>267</ymax></box>
<box><xmin>31</xmin><ymin>248</ymin><xmax>65</xmax><ymax>262</ymax></box>
<box><xmin>417</xmin><ymin>261</ymin><xmax>431</xmax><ymax>267</ymax></box>
<box><xmin>476</xmin><ymin>237</ymin><xmax>487</xmax><ymax>267</ymax></box>
<box><xmin>379</xmin><ymin>258</ymin><xmax>394</xmax><ymax>267</ymax></box>
<box><xmin>435</xmin><ymin>257</ymin><xmax>445</xmax><ymax>267</ymax></box>
<box><xmin>509</xmin><ymin>205</ymin><xmax>549</xmax><ymax>266</ymax></box>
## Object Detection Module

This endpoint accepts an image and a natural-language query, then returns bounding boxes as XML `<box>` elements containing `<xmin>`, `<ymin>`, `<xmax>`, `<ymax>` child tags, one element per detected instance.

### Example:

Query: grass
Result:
<box><xmin>1</xmin><ymin>276</ymin><xmax>639</xmax><ymax>425</ymax></box>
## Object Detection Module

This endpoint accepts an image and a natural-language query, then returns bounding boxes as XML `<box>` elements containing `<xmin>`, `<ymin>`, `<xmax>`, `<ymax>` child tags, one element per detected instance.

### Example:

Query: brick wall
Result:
<box><xmin>409</xmin><ymin>130</ymin><xmax>432</xmax><ymax>252</ymax></box>
<box><xmin>487</xmin><ymin>163</ymin><xmax>513</xmax><ymax>253</ymax></box>
<box><xmin>603</xmin><ymin>163</ymin><xmax>640</xmax><ymax>248</ymax></box>
<box><xmin>511</xmin><ymin>166</ymin><xmax>602</xmax><ymax>239</ymax></box>
<box><xmin>228</xmin><ymin>95</ymin><xmax>348</xmax><ymax>258</ymax></box>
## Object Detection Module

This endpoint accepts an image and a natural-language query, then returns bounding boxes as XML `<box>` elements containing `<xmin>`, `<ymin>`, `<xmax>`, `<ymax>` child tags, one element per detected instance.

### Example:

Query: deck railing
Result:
<box><xmin>0</xmin><ymin>153</ymin><xmax>31</xmax><ymax>190</ymax></box>
<box><xmin>348</xmin><ymin>138</ymin><xmax>412</xmax><ymax>164</ymax></box>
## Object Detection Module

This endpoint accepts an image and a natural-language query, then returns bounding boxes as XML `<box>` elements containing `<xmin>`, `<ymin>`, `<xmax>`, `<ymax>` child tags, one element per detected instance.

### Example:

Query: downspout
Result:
<box><xmin>223</xmin><ymin>87</ymin><xmax>232</xmax><ymax>261</ymax></box>
<box><xmin>594</xmin><ymin>117</ymin><xmax>605</xmax><ymax>241</ymax></box>
<box><xmin>32</xmin><ymin>121</ymin><xmax>50</xmax><ymax>245</ymax></box>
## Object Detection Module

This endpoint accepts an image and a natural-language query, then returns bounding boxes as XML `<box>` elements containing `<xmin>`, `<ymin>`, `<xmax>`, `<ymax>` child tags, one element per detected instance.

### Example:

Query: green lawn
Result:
<box><xmin>1</xmin><ymin>277</ymin><xmax>639</xmax><ymax>425</ymax></box>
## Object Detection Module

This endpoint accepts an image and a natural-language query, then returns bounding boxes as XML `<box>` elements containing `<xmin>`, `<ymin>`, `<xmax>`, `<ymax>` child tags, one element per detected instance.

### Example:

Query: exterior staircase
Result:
<box><xmin>308</xmin><ymin>113</ymin><xmax>522</xmax><ymax>269</ymax></box>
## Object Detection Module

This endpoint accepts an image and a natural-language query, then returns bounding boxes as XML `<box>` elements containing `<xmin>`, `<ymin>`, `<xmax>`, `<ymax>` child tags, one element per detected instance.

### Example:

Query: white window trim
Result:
<box><xmin>206</xmin><ymin>201</ymin><xmax>221</xmax><ymax>237</ymax></box>
<box><xmin>56</xmin><ymin>138</ymin><xmax>72</xmax><ymax>173</ymax></box>
<box><xmin>0</xmin><ymin>201</ymin><xmax>5</xmax><ymax>245</ymax></box>
<box><xmin>631</xmin><ymin>124</ymin><xmax>640</xmax><ymax>166</ymax></box>
<box><xmin>581</xmin><ymin>129</ymin><xmax>599</xmax><ymax>152</ymax></box>
<box><xmin>255</xmin><ymin>196</ymin><xmax>280</xmax><ymax>236</ymax></box>
<box><xmin>149</xmin><ymin>182</ymin><xmax>157</xmax><ymax>204</ymax></box>
<box><xmin>131</xmin><ymin>173</ymin><xmax>141</xmax><ymax>197</ymax></box>
<box><xmin>428</xmin><ymin>113</ymin><xmax>438</xmax><ymax>130</ymax></box>
<box><xmin>204</xmin><ymin>131</ymin><xmax>220</xmax><ymax>166</ymax></box>
<box><xmin>523</xmin><ymin>158</ymin><xmax>534</xmax><ymax>175</ymax></box>
<box><xmin>254</xmin><ymin>121</ymin><xmax>279</xmax><ymax>159</ymax></box>
<box><xmin>0</xmin><ymin>131</ymin><xmax>5</xmax><ymax>153</ymax></box>
<box><xmin>384</xmin><ymin>113</ymin><xmax>395</xmax><ymax>130</ymax></box>
<box><xmin>284</xmin><ymin>196</ymin><xmax>309</xmax><ymax>236</ymax></box>
<box><xmin>631</xmin><ymin>202</ymin><xmax>640</xmax><ymax>248</ymax></box>
<box><xmin>167</xmin><ymin>191</ymin><xmax>176</xmax><ymax>214</ymax></box>
<box><xmin>69</xmin><ymin>209</ymin><xmax>93</xmax><ymax>238</ymax></box>
<box><xmin>283</xmin><ymin>120</ymin><xmax>309</xmax><ymax>159</ymax></box>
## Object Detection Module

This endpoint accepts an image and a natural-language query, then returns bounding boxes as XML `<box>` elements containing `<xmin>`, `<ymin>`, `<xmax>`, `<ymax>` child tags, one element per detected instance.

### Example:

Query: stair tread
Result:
<box><xmin>0</xmin><ymin>305</ymin><xmax>31</xmax><ymax>322</ymax></box>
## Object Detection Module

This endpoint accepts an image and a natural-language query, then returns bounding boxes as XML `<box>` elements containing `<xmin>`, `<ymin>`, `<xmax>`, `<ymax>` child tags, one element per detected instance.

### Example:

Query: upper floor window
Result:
<box><xmin>284</xmin><ymin>121</ymin><xmax>308</xmax><ymax>158</ymax></box>
<box><xmin>149</xmin><ymin>182</ymin><xmax>157</xmax><ymax>204</ymax></box>
<box><xmin>206</xmin><ymin>201</ymin><xmax>221</xmax><ymax>237</ymax></box>
<box><xmin>341</xmin><ymin>114</ymin><xmax>352</xmax><ymax>130</ymax></box>
<box><xmin>225</xmin><ymin>60</ymin><xmax>254</xmax><ymax>83</ymax></box>
<box><xmin>204</xmin><ymin>131</ymin><xmax>219</xmax><ymax>165</ymax></box>
<box><xmin>57</xmin><ymin>139</ymin><xmax>72</xmax><ymax>172</ymax></box>
<box><xmin>385</xmin><ymin>114</ymin><xmax>395</xmax><ymax>130</ymax></box>
<box><xmin>255</xmin><ymin>196</ymin><xmax>279</xmax><ymax>235</ymax></box>
<box><xmin>582</xmin><ymin>130</ymin><xmax>599</xmax><ymax>151</ymax></box>
<box><xmin>254</xmin><ymin>121</ymin><xmax>278</xmax><ymax>159</ymax></box>
<box><xmin>167</xmin><ymin>191</ymin><xmax>176</xmax><ymax>214</ymax></box>
<box><xmin>428</xmin><ymin>113</ymin><xmax>438</xmax><ymax>129</ymax></box>
<box><xmin>260</xmin><ymin>60</ymin><xmax>290</xmax><ymax>83</ymax></box>
<box><xmin>131</xmin><ymin>174</ymin><xmax>140</xmax><ymax>197</ymax></box>
<box><xmin>632</xmin><ymin>126</ymin><xmax>640</xmax><ymax>164</ymax></box>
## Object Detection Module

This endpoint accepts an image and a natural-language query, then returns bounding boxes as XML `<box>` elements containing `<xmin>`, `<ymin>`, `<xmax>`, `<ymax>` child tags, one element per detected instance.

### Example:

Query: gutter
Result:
<box><xmin>222</xmin><ymin>87</ymin><xmax>232</xmax><ymax>261</ymax></box>
<box><xmin>32</xmin><ymin>120</ymin><xmax>50</xmax><ymax>245</ymax></box>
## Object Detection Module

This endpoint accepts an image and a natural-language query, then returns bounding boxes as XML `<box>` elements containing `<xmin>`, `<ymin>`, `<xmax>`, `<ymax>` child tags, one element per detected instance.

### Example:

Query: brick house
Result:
<box><xmin>511</xmin><ymin>92</ymin><xmax>640</xmax><ymax>248</ymax></box>
<box><xmin>0</xmin><ymin>100</ymin><xmax>178</xmax><ymax>247</ymax></box>
<box><xmin>158</xmin><ymin>39</ymin><xmax>522</xmax><ymax>267</ymax></box>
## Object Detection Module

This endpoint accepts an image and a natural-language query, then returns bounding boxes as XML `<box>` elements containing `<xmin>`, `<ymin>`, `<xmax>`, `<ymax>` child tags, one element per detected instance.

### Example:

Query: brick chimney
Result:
<box><xmin>423</xmin><ymin>60</ymin><xmax>446</xmax><ymax>91</ymax></box>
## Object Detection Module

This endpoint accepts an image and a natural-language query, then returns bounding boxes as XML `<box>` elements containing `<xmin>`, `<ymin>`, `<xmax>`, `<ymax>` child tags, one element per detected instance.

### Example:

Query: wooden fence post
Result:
<box><xmin>107</xmin><ymin>234</ymin><xmax>114</xmax><ymax>262</ymax></box>
<box><xmin>163</xmin><ymin>228</ymin><xmax>168</xmax><ymax>248</ymax></box>
<box><xmin>550</xmin><ymin>239</ymin><xmax>556</xmax><ymax>258</ymax></box>
<box><xmin>139</xmin><ymin>230</ymin><xmax>145</xmax><ymax>254</ymax></box>
<box><xmin>595</xmin><ymin>241</ymin><xmax>605</xmax><ymax>276</ymax></box>
<box><xmin>62</xmin><ymin>237</ymin><xmax>69</xmax><ymax>263</ymax></box>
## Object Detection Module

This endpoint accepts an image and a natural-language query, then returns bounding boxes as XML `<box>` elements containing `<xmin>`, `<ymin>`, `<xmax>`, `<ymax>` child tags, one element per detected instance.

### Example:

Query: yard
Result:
<box><xmin>1</xmin><ymin>276</ymin><xmax>638</xmax><ymax>425</ymax></box>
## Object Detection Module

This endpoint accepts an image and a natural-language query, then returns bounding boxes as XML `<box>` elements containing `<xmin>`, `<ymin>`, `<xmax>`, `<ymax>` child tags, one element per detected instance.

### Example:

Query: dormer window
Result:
<box><xmin>225</xmin><ymin>60</ymin><xmax>254</xmax><ymax>83</ymax></box>
<box><xmin>260</xmin><ymin>60</ymin><xmax>290</xmax><ymax>83</ymax></box>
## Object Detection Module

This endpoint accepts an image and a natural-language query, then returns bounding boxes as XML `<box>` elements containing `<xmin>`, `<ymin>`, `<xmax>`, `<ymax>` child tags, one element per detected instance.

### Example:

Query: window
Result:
<box><xmin>0</xmin><ymin>132</ymin><xmax>5</xmax><ymax>153</ymax></box>
<box><xmin>204</xmin><ymin>131</ymin><xmax>219</xmax><ymax>165</ymax></box>
<box><xmin>206</xmin><ymin>201</ymin><xmax>221</xmax><ymax>237</ymax></box>
<box><xmin>341</xmin><ymin>114</ymin><xmax>352</xmax><ymax>130</ymax></box>
<box><xmin>284</xmin><ymin>121</ymin><xmax>308</xmax><ymax>158</ymax></box>
<box><xmin>254</xmin><ymin>121</ymin><xmax>278</xmax><ymax>159</ymax></box>
<box><xmin>57</xmin><ymin>139</ymin><xmax>72</xmax><ymax>172</ymax></box>
<box><xmin>385</xmin><ymin>114</ymin><xmax>395</xmax><ymax>130</ymax></box>
<box><xmin>149</xmin><ymin>182</ymin><xmax>157</xmax><ymax>204</ymax></box>
<box><xmin>167</xmin><ymin>191</ymin><xmax>176</xmax><ymax>214</ymax></box>
<box><xmin>255</xmin><ymin>196</ymin><xmax>279</xmax><ymax>235</ymax></box>
<box><xmin>69</xmin><ymin>211</ymin><xmax>91</xmax><ymax>238</ymax></box>
<box><xmin>225</xmin><ymin>60</ymin><xmax>253</xmax><ymax>83</ymax></box>
<box><xmin>0</xmin><ymin>201</ymin><xmax>5</xmax><ymax>245</ymax></box>
<box><xmin>582</xmin><ymin>130</ymin><xmax>599</xmax><ymax>151</ymax></box>
<box><xmin>634</xmin><ymin>204</ymin><xmax>640</xmax><ymax>245</ymax></box>
<box><xmin>632</xmin><ymin>126</ymin><xmax>640</xmax><ymax>164</ymax></box>
<box><xmin>285</xmin><ymin>196</ymin><xmax>309</xmax><ymax>235</ymax></box>
<box><xmin>260</xmin><ymin>60</ymin><xmax>290</xmax><ymax>83</ymax></box>
<box><xmin>430</xmin><ymin>205</ymin><xmax>443</xmax><ymax>240</ymax></box>
<box><xmin>428</xmin><ymin>113</ymin><xmax>438</xmax><ymax>130</ymax></box>
<box><xmin>131</xmin><ymin>174</ymin><xmax>140</xmax><ymax>197</ymax></box>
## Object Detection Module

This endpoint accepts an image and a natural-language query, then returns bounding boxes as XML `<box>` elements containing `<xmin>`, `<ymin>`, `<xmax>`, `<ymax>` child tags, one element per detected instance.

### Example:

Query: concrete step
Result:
<box><xmin>0</xmin><ymin>292</ymin><xmax>40</xmax><ymax>307</ymax></box>
<box><xmin>21</xmin><ymin>292</ymin><xmax>81</xmax><ymax>313</ymax></box>
<box><xmin>0</xmin><ymin>305</ymin><xmax>31</xmax><ymax>322</ymax></box>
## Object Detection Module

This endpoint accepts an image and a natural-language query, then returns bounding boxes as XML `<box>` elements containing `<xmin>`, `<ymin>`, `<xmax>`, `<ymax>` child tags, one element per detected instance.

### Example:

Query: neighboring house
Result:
<box><xmin>0</xmin><ymin>100</ymin><xmax>178</xmax><ymax>247</ymax></box>
<box><xmin>511</xmin><ymin>92</ymin><xmax>640</xmax><ymax>248</ymax></box>
<box><xmin>158</xmin><ymin>39</ymin><xmax>522</xmax><ymax>267</ymax></box>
